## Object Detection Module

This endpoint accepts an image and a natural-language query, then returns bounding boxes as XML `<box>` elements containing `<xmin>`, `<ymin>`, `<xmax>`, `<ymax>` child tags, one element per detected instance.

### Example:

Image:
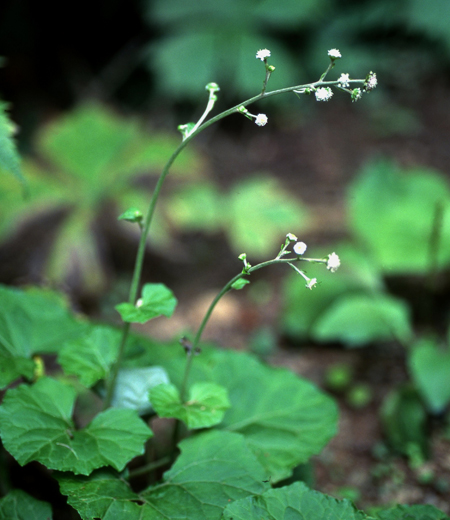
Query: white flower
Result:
<box><xmin>338</xmin><ymin>73</ymin><xmax>350</xmax><ymax>88</ymax></box>
<box><xmin>136</xmin><ymin>298</ymin><xmax>144</xmax><ymax>308</ymax></box>
<box><xmin>256</xmin><ymin>49</ymin><xmax>271</xmax><ymax>61</ymax></box>
<box><xmin>327</xmin><ymin>252</ymin><xmax>340</xmax><ymax>272</ymax></box>
<box><xmin>305</xmin><ymin>278</ymin><xmax>317</xmax><ymax>290</ymax></box>
<box><xmin>255</xmin><ymin>113</ymin><xmax>268</xmax><ymax>126</ymax></box>
<box><xmin>293</xmin><ymin>241</ymin><xmax>307</xmax><ymax>255</ymax></box>
<box><xmin>286</xmin><ymin>233</ymin><xmax>298</xmax><ymax>242</ymax></box>
<box><xmin>315</xmin><ymin>87</ymin><xmax>333</xmax><ymax>102</ymax></box>
<box><xmin>365</xmin><ymin>72</ymin><xmax>377</xmax><ymax>91</ymax></box>
<box><xmin>328</xmin><ymin>49</ymin><xmax>341</xmax><ymax>59</ymax></box>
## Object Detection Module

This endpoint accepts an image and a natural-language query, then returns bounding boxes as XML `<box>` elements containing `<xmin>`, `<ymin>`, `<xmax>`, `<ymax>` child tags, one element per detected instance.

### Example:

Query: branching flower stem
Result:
<box><xmin>178</xmin><ymin>256</ymin><xmax>326</xmax><ymax>401</ymax></box>
<box><xmin>103</xmin><ymin>73</ymin><xmax>367</xmax><ymax>409</ymax></box>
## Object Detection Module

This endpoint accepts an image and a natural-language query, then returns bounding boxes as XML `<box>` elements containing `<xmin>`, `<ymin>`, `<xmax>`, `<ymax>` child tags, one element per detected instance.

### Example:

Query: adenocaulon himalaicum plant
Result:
<box><xmin>104</xmin><ymin>48</ymin><xmax>377</xmax><ymax>409</ymax></box>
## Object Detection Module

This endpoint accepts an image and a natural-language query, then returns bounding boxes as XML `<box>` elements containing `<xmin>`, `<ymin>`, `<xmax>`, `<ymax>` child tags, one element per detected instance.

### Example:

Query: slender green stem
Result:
<box><xmin>126</xmin><ymin>455</ymin><xmax>172</xmax><ymax>479</ymax></box>
<box><xmin>104</xmin><ymin>67</ymin><xmax>368</xmax><ymax>408</ymax></box>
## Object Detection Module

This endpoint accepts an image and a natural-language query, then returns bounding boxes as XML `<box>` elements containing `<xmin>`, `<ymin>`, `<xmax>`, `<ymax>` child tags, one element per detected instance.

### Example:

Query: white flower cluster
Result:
<box><xmin>338</xmin><ymin>73</ymin><xmax>350</xmax><ymax>88</ymax></box>
<box><xmin>365</xmin><ymin>71</ymin><xmax>377</xmax><ymax>91</ymax></box>
<box><xmin>315</xmin><ymin>87</ymin><xmax>333</xmax><ymax>102</ymax></box>
<box><xmin>256</xmin><ymin>49</ymin><xmax>271</xmax><ymax>61</ymax></box>
<box><xmin>328</xmin><ymin>49</ymin><xmax>341</xmax><ymax>59</ymax></box>
<box><xmin>326</xmin><ymin>252</ymin><xmax>340</xmax><ymax>272</ymax></box>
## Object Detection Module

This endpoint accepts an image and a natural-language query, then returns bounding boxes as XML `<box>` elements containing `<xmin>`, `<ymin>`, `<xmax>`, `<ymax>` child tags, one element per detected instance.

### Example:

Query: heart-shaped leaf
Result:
<box><xmin>150</xmin><ymin>382</ymin><xmax>230</xmax><ymax>428</ymax></box>
<box><xmin>0</xmin><ymin>377</ymin><xmax>152</xmax><ymax>475</ymax></box>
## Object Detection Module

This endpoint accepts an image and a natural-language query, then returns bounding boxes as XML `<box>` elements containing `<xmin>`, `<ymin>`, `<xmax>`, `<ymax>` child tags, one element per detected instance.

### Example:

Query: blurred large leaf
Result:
<box><xmin>167</xmin><ymin>175</ymin><xmax>309</xmax><ymax>257</ymax></box>
<box><xmin>380</xmin><ymin>385</ymin><xmax>428</xmax><ymax>458</ymax></box>
<box><xmin>226</xmin><ymin>175</ymin><xmax>309</xmax><ymax>257</ymax></box>
<box><xmin>223</xmin><ymin>481</ymin><xmax>366</xmax><ymax>520</ymax></box>
<box><xmin>58</xmin><ymin>430</ymin><xmax>269</xmax><ymax>520</ymax></box>
<box><xmin>312</xmin><ymin>293</ymin><xmax>413</xmax><ymax>347</ymax></box>
<box><xmin>0</xmin><ymin>490</ymin><xmax>52</xmax><ymax>520</ymax></box>
<box><xmin>0</xmin><ymin>103</ymin><xmax>204</xmax><ymax>291</ymax></box>
<box><xmin>0</xmin><ymin>284</ymin><xmax>88</xmax><ymax>388</ymax></box>
<box><xmin>407</xmin><ymin>0</ymin><xmax>450</xmax><ymax>55</ymax></box>
<box><xmin>409</xmin><ymin>339</ymin><xmax>450</xmax><ymax>414</ymax></box>
<box><xmin>144</xmin><ymin>0</ymin><xmax>315</xmax><ymax>100</ymax></box>
<box><xmin>0</xmin><ymin>377</ymin><xmax>152</xmax><ymax>475</ymax></box>
<box><xmin>282</xmin><ymin>242</ymin><xmax>383</xmax><ymax>340</ymax></box>
<box><xmin>348</xmin><ymin>159</ymin><xmax>450</xmax><ymax>273</ymax></box>
<box><xmin>0</xmin><ymin>102</ymin><xmax>24</xmax><ymax>185</ymax></box>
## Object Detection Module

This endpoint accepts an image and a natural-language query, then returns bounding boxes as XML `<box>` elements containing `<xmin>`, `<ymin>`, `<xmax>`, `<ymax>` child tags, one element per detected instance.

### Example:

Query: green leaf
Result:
<box><xmin>0</xmin><ymin>377</ymin><xmax>152</xmax><ymax>475</ymax></box>
<box><xmin>375</xmin><ymin>504</ymin><xmax>450</xmax><ymax>520</ymax></box>
<box><xmin>409</xmin><ymin>339</ymin><xmax>450</xmax><ymax>413</ymax></box>
<box><xmin>226</xmin><ymin>175</ymin><xmax>310</xmax><ymax>257</ymax></box>
<box><xmin>0</xmin><ymin>102</ymin><xmax>25</xmax><ymax>185</ymax></box>
<box><xmin>348</xmin><ymin>159</ymin><xmax>450</xmax><ymax>273</ymax></box>
<box><xmin>0</xmin><ymin>285</ymin><xmax>89</xmax><ymax>388</ymax></box>
<box><xmin>111</xmin><ymin>366</ymin><xmax>170</xmax><ymax>414</ymax></box>
<box><xmin>0</xmin><ymin>489</ymin><xmax>53</xmax><ymax>520</ymax></box>
<box><xmin>58</xmin><ymin>326</ymin><xmax>121</xmax><ymax>387</ymax></box>
<box><xmin>58</xmin><ymin>430</ymin><xmax>269</xmax><ymax>520</ymax></box>
<box><xmin>223</xmin><ymin>481</ymin><xmax>367</xmax><ymax>520</ymax></box>
<box><xmin>123</xmin><ymin>344</ymin><xmax>337</xmax><ymax>482</ymax></box>
<box><xmin>231</xmin><ymin>278</ymin><xmax>250</xmax><ymax>290</ymax></box>
<box><xmin>115</xmin><ymin>283</ymin><xmax>177</xmax><ymax>324</ymax></box>
<box><xmin>380</xmin><ymin>385</ymin><xmax>428</xmax><ymax>457</ymax></box>
<box><xmin>150</xmin><ymin>382</ymin><xmax>230</xmax><ymax>428</ymax></box>
<box><xmin>312</xmin><ymin>293</ymin><xmax>413</xmax><ymax>347</ymax></box>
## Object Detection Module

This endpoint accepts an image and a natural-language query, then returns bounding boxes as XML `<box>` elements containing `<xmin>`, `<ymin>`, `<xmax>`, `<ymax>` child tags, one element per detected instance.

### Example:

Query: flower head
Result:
<box><xmin>351</xmin><ymin>88</ymin><xmax>362</xmax><ymax>102</ymax></box>
<box><xmin>338</xmin><ymin>73</ymin><xmax>350</xmax><ymax>88</ymax></box>
<box><xmin>136</xmin><ymin>298</ymin><xmax>144</xmax><ymax>308</ymax></box>
<box><xmin>305</xmin><ymin>277</ymin><xmax>318</xmax><ymax>290</ymax></box>
<box><xmin>286</xmin><ymin>233</ymin><xmax>298</xmax><ymax>242</ymax></box>
<box><xmin>315</xmin><ymin>87</ymin><xmax>333</xmax><ymax>102</ymax></box>
<box><xmin>256</xmin><ymin>49</ymin><xmax>271</xmax><ymax>61</ymax></box>
<box><xmin>365</xmin><ymin>71</ymin><xmax>377</xmax><ymax>91</ymax></box>
<box><xmin>255</xmin><ymin>113</ymin><xmax>268</xmax><ymax>127</ymax></box>
<box><xmin>293</xmin><ymin>241</ymin><xmax>307</xmax><ymax>255</ymax></box>
<box><xmin>328</xmin><ymin>49</ymin><xmax>341</xmax><ymax>59</ymax></box>
<box><xmin>327</xmin><ymin>252</ymin><xmax>340</xmax><ymax>272</ymax></box>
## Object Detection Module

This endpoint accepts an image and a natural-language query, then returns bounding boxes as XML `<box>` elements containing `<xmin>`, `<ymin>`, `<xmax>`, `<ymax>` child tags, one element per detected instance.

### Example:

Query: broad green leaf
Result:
<box><xmin>375</xmin><ymin>504</ymin><xmax>450</xmax><ymax>520</ymax></box>
<box><xmin>150</xmin><ymin>382</ymin><xmax>230</xmax><ymax>428</ymax></box>
<box><xmin>0</xmin><ymin>102</ymin><xmax>25</xmax><ymax>185</ymax></box>
<box><xmin>348</xmin><ymin>159</ymin><xmax>450</xmax><ymax>273</ymax></box>
<box><xmin>281</xmin><ymin>242</ymin><xmax>383</xmax><ymax>340</ymax></box>
<box><xmin>312</xmin><ymin>293</ymin><xmax>413</xmax><ymax>347</ymax></box>
<box><xmin>226</xmin><ymin>175</ymin><xmax>310</xmax><ymax>257</ymax></box>
<box><xmin>123</xmin><ymin>342</ymin><xmax>337</xmax><ymax>482</ymax></box>
<box><xmin>0</xmin><ymin>489</ymin><xmax>52</xmax><ymax>520</ymax></box>
<box><xmin>223</xmin><ymin>481</ymin><xmax>367</xmax><ymax>520</ymax></box>
<box><xmin>58</xmin><ymin>430</ymin><xmax>269</xmax><ymax>520</ymax></box>
<box><xmin>0</xmin><ymin>285</ymin><xmax>88</xmax><ymax>388</ymax></box>
<box><xmin>0</xmin><ymin>377</ymin><xmax>152</xmax><ymax>475</ymax></box>
<box><xmin>58</xmin><ymin>326</ymin><xmax>121</xmax><ymax>387</ymax></box>
<box><xmin>380</xmin><ymin>385</ymin><xmax>428</xmax><ymax>457</ymax></box>
<box><xmin>111</xmin><ymin>366</ymin><xmax>170</xmax><ymax>414</ymax></box>
<box><xmin>409</xmin><ymin>339</ymin><xmax>450</xmax><ymax>413</ymax></box>
<box><xmin>214</xmin><ymin>351</ymin><xmax>338</xmax><ymax>481</ymax></box>
<box><xmin>115</xmin><ymin>283</ymin><xmax>177</xmax><ymax>324</ymax></box>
